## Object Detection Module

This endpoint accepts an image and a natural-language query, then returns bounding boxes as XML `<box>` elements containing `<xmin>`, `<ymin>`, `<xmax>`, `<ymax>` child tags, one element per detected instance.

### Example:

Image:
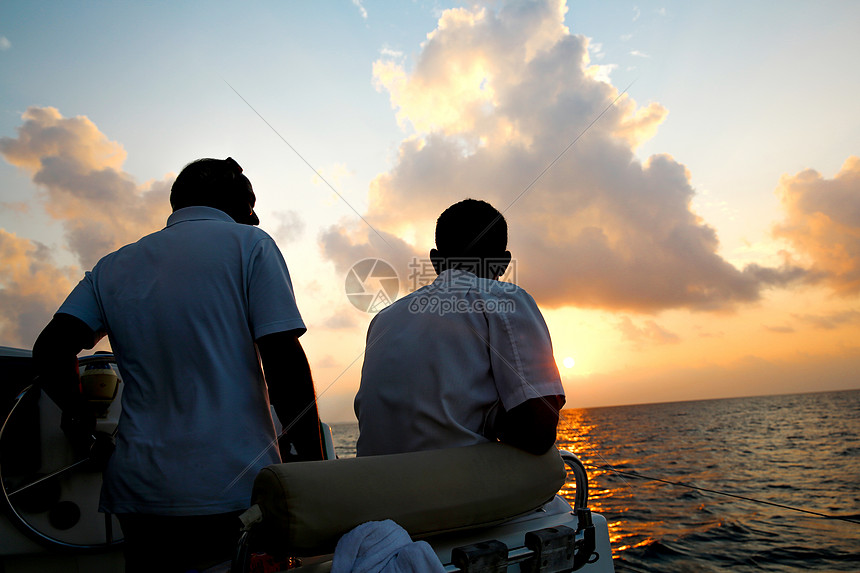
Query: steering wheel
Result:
<box><xmin>0</xmin><ymin>354</ymin><xmax>124</xmax><ymax>552</ymax></box>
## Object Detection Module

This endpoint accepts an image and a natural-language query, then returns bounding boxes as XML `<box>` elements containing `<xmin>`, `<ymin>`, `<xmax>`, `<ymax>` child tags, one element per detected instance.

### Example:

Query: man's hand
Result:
<box><xmin>60</xmin><ymin>410</ymin><xmax>97</xmax><ymax>459</ymax></box>
<box><xmin>256</xmin><ymin>331</ymin><xmax>324</xmax><ymax>462</ymax></box>
<box><xmin>33</xmin><ymin>313</ymin><xmax>100</xmax><ymax>457</ymax></box>
<box><xmin>86</xmin><ymin>431</ymin><xmax>116</xmax><ymax>472</ymax></box>
<box><xmin>59</xmin><ymin>419</ymin><xmax>115</xmax><ymax>472</ymax></box>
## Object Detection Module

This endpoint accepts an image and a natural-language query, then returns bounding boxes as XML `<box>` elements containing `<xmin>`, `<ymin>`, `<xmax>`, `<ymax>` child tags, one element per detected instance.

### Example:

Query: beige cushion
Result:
<box><xmin>251</xmin><ymin>442</ymin><xmax>566</xmax><ymax>556</ymax></box>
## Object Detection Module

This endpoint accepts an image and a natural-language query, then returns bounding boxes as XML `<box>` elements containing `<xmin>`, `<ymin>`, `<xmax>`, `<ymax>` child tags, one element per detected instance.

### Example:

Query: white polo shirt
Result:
<box><xmin>58</xmin><ymin>206</ymin><xmax>305</xmax><ymax>515</ymax></box>
<box><xmin>355</xmin><ymin>269</ymin><xmax>564</xmax><ymax>456</ymax></box>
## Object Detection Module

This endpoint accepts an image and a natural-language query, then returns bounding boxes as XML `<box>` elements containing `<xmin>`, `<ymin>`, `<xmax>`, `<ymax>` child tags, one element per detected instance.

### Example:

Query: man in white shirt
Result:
<box><xmin>33</xmin><ymin>157</ymin><xmax>322</xmax><ymax>572</ymax></box>
<box><xmin>355</xmin><ymin>199</ymin><xmax>565</xmax><ymax>457</ymax></box>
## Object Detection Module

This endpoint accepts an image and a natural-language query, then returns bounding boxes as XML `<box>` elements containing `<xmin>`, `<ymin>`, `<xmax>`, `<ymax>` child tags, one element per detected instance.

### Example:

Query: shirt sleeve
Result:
<box><xmin>486</xmin><ymin>287</ymin><xmax>564</xmax><ymax>411</ymax></box>
<box><xmin>246</xmin><ymin>237</ymin><xmax>307</xmax><ymax>340</ymax></box>
<box><xmin>56</xmin><ymin>271</ymin><xmax>108</xmax><ymax>336</ymax></box>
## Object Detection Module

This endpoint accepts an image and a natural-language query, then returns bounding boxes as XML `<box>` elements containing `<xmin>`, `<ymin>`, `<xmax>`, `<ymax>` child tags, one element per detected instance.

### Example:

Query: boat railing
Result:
<box><xmin>559</xmin><ymin>449</ymin><xmax>589</xmax><ymax>510</ymax></box>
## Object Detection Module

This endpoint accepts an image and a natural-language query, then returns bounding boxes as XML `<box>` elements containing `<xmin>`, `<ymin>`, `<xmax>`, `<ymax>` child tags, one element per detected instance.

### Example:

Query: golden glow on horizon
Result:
<box><xmin>2</xmin><ymin>2</ymin><xmax>859</xmax><ymax>427</ymax></box>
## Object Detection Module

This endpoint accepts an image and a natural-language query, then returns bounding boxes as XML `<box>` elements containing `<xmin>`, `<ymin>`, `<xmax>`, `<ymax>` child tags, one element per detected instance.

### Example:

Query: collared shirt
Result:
<box><xmin>58</xmin><ymin>206</ymin><xmax>305</xmax><ymax>515</ymax></box>
<box><xmin>355</xmin><ymin>269</ymin><xmax>563</xmax><ymax>456</ymax></box>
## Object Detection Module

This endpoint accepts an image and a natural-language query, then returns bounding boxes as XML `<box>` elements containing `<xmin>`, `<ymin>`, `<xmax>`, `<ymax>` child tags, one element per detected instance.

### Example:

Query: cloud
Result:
<box><xmin>793</xmin><ymin>310</ymin><xmax>860</xmax><ymax>330</ymax></box>
<box><xmin>773</xmin><ymin>156</ymin><xmax>860</xmax><ymax>294</ymax></box>
<box><xmin>0</xmin><ymin>36</ymin><xmax>10</xmax><ymax>50</ymax></box>
<box><xmin>0</xmin><ymin>231</ymin><xmax>78</xmax><ymax>347</ymax></box>
<box><xmin>0</xmin><ymin>107</ymin><xmax>173</xmax><ymax>346</ymax></box>
<box><xmin>0</xmin><ymin>107</ymin><xmax>171</xmax><ymax>270</ymax></box>
<box><xmin>323</xmin><ymin>0</ymin><xmax>804</xmax><ymax>313</ymax></box>
<box><xmin>630</xmin><ymin>49</ymin><xmax>650</xmax><ymax>58</ymax></box>
<box><xmin>586</xmin><ymin>63</ymin><xmax>617</xmax><ymax>84</ymax></box>
<box><xmin>319</xmin><ymin>223</ymin><xmax>420</xmax><ymax>291</ymax></box>
<box><xmin>617</xmin><ymin>316</ymin><xmax>680</xmax><ymax>346</ymax></box>
<box><xmin>352</xmin><ymin>0</ymin><xmax>368</xmax><ymax>20</ymax></box>
<box><xmin>380</xmin><ymin>46</ymin><xmax>403</xmax><ymax>60</ymax></box>
<box><xmin>0</xmin><ymin>201</ymin><xmax>29</xmax><ymax>214</ymax></box>
<box><xmin>322</xmin><ymin>312</ymin><xmax>361</xmax><ymax>330</ymax></box>
<box><xmin>271</xmin><ymin>209</ymin><xmax>306</xmax><ymax>244</ymax></box>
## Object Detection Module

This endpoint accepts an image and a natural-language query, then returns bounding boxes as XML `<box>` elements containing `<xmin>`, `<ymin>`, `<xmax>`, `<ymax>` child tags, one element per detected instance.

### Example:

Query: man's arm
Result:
<box><xmin>256</xmin><ymin>331</ymin><xmax>324</xmax><ymax>462</ymax></box>
<box><xmin>496</xmin><ymin>394</ymin><xmax>565</xmax><ymax>455</ymax></box>
<box><xmin>32</xmin><ymin>313</ymin><xmax>99</xmax><ymax>447</ymax></box>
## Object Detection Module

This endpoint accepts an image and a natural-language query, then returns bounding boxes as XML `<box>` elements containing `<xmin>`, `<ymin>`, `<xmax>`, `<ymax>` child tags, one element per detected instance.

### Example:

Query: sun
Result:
<box><xmin>563</xmin><ymin>356</ymin><xmax>575</xmax><ymax>369</ymax></box>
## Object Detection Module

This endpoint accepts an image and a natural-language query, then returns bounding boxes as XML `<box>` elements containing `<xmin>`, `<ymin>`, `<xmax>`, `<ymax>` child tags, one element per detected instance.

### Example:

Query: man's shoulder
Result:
<box><xmin>367</xmin><ymin>284</ymin><xmax>432</xmax><ymax>325</ymax></box>
<box><xmin>170</xmin><ymin>216</ymin><xmax>279</xmax><ymax>255</ymax></box>
<box><xmin>90</xmin><ymin>231</ymin><xmax>157</xmax><ymax>269</ymax></box>
<box><xmin>472</xmin><ymin>277</ymin><xmax>536</xmax><ymax>303</ymax></box>
<box><xmin>375</xmin><ymin>287</ymin><xmax>424</xmax><ymax>315</ymax></box>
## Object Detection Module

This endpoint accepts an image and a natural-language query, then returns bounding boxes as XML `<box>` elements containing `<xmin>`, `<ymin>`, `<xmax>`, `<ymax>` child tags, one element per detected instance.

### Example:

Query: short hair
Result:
<box><xmin>435</xmin><ymin>199</ymin><xmax>507</xmax><ymax>257</ymax></box>
<box><xmin>169</xmin><ymin>158</ymin><xmax>257</xmax><ymax>224</ymax></box>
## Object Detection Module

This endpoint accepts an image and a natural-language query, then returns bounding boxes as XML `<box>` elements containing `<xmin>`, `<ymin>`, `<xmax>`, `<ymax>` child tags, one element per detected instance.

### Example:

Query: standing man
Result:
<box><xmin>32</xmin><ymin>158</ymin><xmax>322</xmax><ymax>572</ymax></box>
<box><xmin>355</xmin><ymin>199</ymin><xmax>565</xmax><ymax>457</ymax></box>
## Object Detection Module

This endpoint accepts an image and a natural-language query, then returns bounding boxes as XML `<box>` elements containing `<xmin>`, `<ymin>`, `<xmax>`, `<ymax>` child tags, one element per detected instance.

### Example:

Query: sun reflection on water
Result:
<box><xmin>331</xmin><ymin>392</ymin><xmax>860</xmax><ymax>572</ymax></box>
<box><xmin>551</xmin><ymin>394</ymin><xmax>860</xmax><ymax>571</ymax></box>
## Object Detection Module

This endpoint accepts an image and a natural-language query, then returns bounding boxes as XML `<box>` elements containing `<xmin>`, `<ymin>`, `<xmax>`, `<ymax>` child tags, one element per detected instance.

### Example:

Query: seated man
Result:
<box><xmin>355</xmin><ymin>199</ymin><xmax>565</xmax><ymax>457</ymax></box>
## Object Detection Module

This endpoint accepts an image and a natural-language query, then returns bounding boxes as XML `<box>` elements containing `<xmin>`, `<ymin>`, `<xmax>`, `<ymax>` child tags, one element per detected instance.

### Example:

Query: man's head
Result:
<box><xmin>431</xmin><ymin>199</ymin><xmax>511</xmax><ymax>279</ymax></box>
<box><xmin>169</xmin><ymin>158</ymin><xmax>259</xmax><ymax>225</ymax></box>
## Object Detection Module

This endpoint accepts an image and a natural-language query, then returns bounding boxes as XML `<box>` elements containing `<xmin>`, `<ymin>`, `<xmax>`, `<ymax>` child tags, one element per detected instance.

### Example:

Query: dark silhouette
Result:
<box><xmin>32</xmin><ymin>157</ymin><xmax>322</xmax><ymax>572</ymax></box>
<box><xmin>356</xmin><ymin>198</ymin><xmax>565</xmax><ymax>457</ymax></box>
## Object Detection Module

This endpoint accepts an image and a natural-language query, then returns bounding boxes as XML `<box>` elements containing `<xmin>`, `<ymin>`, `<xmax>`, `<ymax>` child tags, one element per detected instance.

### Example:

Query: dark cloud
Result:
<box><xmin>319</xmin><ymin>224</ymin><xmax>422</xmax><ymax>295</ymax></box>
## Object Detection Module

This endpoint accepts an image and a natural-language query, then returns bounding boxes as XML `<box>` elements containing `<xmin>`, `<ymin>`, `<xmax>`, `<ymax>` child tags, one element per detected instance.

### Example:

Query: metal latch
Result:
<box><xmin>451</xmin><ymin>539</ymin><xmax>509</xmax><ymax>572</ymax></box>
<box><xmin>447</xmin><ymin>509</ymin><xmax>599</xmax><ymax>573</ymax></box>
<box><xmin>523</xmin><ymin>525</ymin><xmax>575</xmax><ymax>572</ymax></box>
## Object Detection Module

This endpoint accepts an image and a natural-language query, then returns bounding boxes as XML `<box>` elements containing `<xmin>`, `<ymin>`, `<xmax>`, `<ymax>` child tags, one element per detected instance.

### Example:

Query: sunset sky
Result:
<box><xmin>1</xmin><ymin>1</ymin><xmax>858</xmax><ymax>422</ymax></box>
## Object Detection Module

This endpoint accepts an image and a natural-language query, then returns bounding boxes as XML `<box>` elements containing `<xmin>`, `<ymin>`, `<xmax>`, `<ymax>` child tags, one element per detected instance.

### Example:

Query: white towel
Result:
<box><xmin>332</xmin><ymin>519</ymin><xmax>445</xmax><ymax>573</ymax></box>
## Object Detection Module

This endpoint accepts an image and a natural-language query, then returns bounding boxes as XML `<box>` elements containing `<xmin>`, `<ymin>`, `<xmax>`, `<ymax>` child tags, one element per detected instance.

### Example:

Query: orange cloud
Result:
<box><xmin>0</xmin><ymin>107</ymin><xmax>126</xmax><ymax>174</ymax></box>
<box><xmin>373</xmin><ymin>1</ymin><xmax>577</xmax><ymax>140</ymax></box>
<box><xmin>0</xmin><ymin>107</ymin><xmax>174</xmax><ymax>347</ymax></box>
<box><xmin>0</xmin><ymin>230</ymin><xmax>77</xmax><ymax>346</ymax></box>
<box><xmin>324</xmin><ymin>0</ymin><xmax>804</xmax><ymax>312</ymax></box>
<box><xmin>617</xmin><ymin>316</ymin><xmax>680</xmax><ymax>346</ymax></box>
<box><xmin>774</xmin><ymin>156</ymin><xmax>860</xmax><ymax>294</ymax></box>
<box><xmin>0</xmin><ymin>106</ymin><xmax>171</xmax><ymax>269</ymax></box>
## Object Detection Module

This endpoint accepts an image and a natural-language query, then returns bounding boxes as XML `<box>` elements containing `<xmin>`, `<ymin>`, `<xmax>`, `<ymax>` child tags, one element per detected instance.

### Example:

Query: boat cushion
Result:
<box><xmin>250</xmin><ymin>442</ymin><xmax>566</xmax><ymax>556</ymax></box>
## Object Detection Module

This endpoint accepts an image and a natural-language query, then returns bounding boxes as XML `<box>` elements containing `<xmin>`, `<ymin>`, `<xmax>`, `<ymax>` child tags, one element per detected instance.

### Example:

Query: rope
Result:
<box><xmin>582</xmin><ymin>463</ymin><xmax>860</xmax><ymax>525</ymax></box>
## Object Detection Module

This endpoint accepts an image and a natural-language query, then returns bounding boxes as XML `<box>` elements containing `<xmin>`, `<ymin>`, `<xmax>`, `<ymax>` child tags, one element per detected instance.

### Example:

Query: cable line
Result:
<box><xmin>582</xmin><ymin>463</ymin><xmax>860</xmax><ymax>525</ymax></box>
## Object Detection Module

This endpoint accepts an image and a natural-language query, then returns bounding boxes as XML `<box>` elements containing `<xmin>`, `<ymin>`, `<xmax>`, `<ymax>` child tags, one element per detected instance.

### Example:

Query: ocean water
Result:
<box><xmin>330</xmin><ymin>390</ymin><xmax>860</xmax><ymax>572</ymax></box>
